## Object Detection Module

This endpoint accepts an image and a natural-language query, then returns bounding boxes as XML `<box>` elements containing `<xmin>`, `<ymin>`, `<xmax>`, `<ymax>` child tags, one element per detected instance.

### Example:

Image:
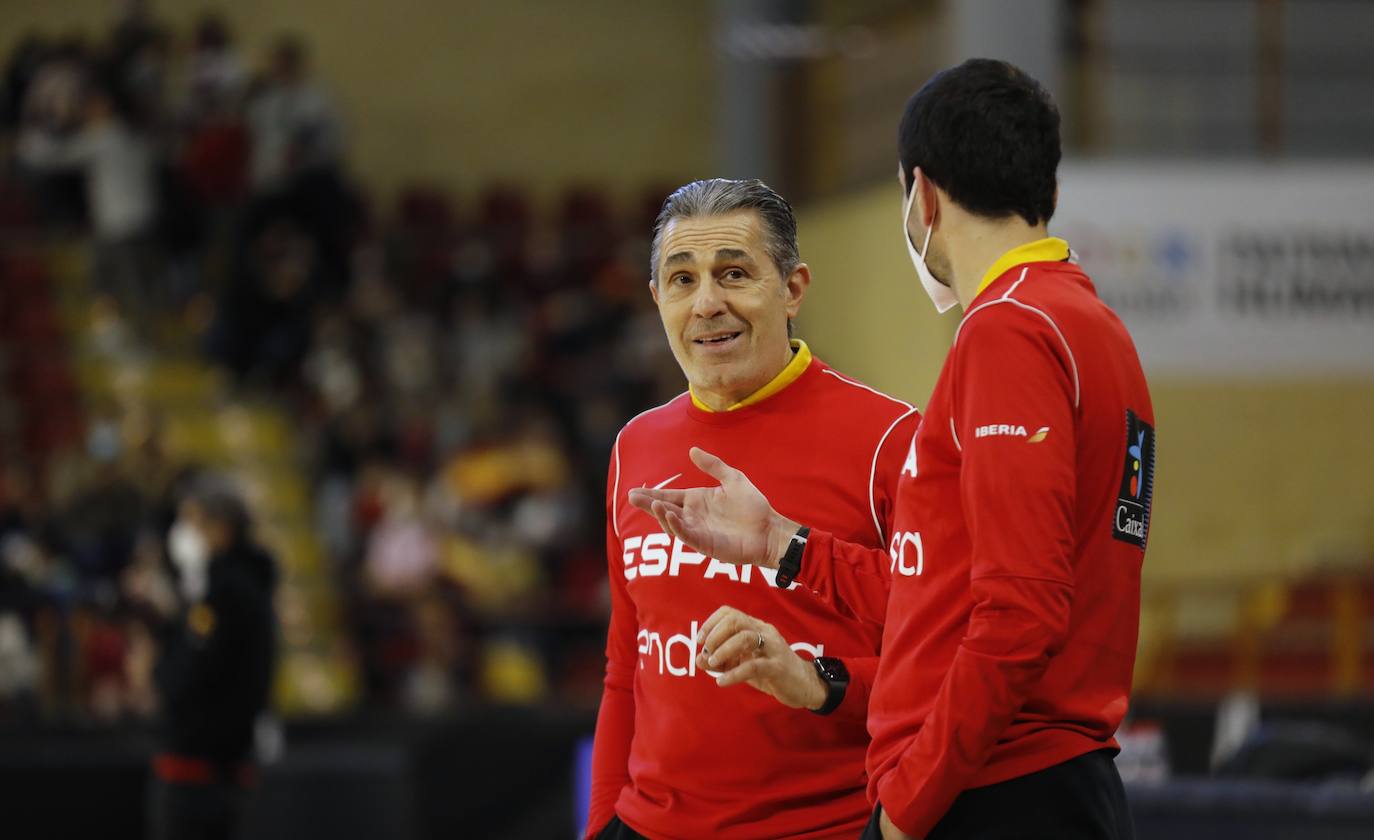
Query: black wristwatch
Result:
<box><xmin>810</xmin><ymin>656</ymin><xmax>850</xmax><ymax>716</ymax></box>
<box><xmin>775</xmin><ymin>526</ymin><xmax>810</xmax><ymax>588</ymax></box>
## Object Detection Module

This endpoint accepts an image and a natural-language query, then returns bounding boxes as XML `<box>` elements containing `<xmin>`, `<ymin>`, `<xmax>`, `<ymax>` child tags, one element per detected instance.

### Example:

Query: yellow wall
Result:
<box><xmin>798</xmin><ymin>183</ymin><xmax>1374</xmax><ymax>589</ymax></box>
<box><xmin>0</xmin><ymin>0</ymin><xmax>714</xmax><ymax>202</ymax></box>
<box><xmin>795</xmin><ymin>184</ymin><xmax>955</xmax><ymax>405</ymax></box>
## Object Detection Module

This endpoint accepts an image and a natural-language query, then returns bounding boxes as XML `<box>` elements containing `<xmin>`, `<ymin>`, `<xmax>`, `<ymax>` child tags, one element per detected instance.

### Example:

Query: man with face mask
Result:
<box><xmin>631</xmin><ymin>61</ymin><xmax>1153</xmax><ymax>839</ymax></box>
<box><xmin>151</xmin><ymin>478</ymin><xmax>278</xmax><ymax>840</ymax></box>
<box><xmin>586</xmin><ymin>178</ymin><xmax>920</xmax><ymax>840</ymax></box>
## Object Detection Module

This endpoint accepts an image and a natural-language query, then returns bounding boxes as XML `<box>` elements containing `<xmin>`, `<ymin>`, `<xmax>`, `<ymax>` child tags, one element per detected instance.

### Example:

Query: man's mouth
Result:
<box><xmin>692</xmin><ymin>330</ymin><xmax>742</xmax><ymax>346</ymax></box>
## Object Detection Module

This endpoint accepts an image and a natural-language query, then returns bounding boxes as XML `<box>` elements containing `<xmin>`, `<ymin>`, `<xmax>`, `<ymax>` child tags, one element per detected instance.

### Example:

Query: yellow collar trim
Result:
<box><xmin>691</xmin><ymin>339</ymin><xmax>812</xmax><ymax>412</ymax></box>
<box><xmin>975</xmin><ymin>237</ymin><xmax>1071</xmax><ymax>298</ymax></box>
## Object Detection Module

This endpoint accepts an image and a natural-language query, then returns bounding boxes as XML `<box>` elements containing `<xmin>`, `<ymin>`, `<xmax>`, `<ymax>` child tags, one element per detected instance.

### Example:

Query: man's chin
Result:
<box><xmin>686</xmin><ymin>365</ymin><xmax>749</xmax><ymax>396</ymax></box>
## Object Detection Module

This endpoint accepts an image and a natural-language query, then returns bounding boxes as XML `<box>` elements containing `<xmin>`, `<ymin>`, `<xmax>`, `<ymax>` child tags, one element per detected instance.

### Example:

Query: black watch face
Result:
<box><xmin>816</xmin><ymin>657</ymin><xmax>848</xmax><ymax>682</ymax></box>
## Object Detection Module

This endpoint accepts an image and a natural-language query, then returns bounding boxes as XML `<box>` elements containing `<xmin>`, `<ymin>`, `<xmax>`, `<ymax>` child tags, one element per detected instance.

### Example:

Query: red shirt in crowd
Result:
<box><xmin>588</xmin><ymin>343</ymin><xmax>920</xmax><ymax>840</ymax></box>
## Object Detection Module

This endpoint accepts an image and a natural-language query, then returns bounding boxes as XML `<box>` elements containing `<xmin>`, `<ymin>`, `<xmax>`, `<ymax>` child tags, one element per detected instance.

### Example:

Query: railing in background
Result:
<box><xmin>756</xmin><ymin>0</ymin><xmax>1374</xmax><ymax>200</ymax></box>
<box><xmin>1064</xmin><ymin>0</ymin><xmax>1374</xmax><ymax>157</ymax></box>
<box><xmin>1138</xmin><ymin>567</ymin><xmax>1374</xmax><ymax>701</ymax></box>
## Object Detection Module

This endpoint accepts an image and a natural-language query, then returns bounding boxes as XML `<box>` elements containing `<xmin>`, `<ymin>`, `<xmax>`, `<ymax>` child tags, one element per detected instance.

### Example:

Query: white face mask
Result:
<box><xmin>901</xmin><ymin>170</ymin><xmax>958</xmax><ymax>314</ymax></box>
<box><xmin>168</xmin><ymin>520</ymin><xmax>210</xmax><ymax>602</ymax></box>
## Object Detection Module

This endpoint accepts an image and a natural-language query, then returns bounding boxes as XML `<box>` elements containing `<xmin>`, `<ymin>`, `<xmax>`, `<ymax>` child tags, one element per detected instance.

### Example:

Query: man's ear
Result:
<box><xmin>648</xmin><ymin>277</ymin><xmax>660</xmax><ymax>306</ymax></box>
<box><xmin>783</xmin><ymin>263</ymin><xmax>810</xmax><ymax>320</ymax></box>
<box><xmin>914</xmin><ymin>167</ymin><xmax>938</xmax><ymax>229</ymax></box>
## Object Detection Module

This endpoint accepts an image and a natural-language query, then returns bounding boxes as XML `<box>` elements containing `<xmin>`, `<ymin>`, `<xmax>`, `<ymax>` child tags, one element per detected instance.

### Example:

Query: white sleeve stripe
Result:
<box><xmin>820</xmin><ymin>369</ymin><xmax>914</xmax><ymax>410</ymax></box>
<box><xmin>949</xmin><ymin>416</ymin><xmax>962</xmax><ymax>451</ymax></box>
<box><xmin>868</xmin><ymin>406</ymin><xmax>921</xmax><ymax>543</ymax></box>
<box><xmin>951</xmin><ymin>268</ymin><xmax>1082</xmax><ymax>409</ymax></box>
<box><xmin>1002</xmin><ymin>298</ymin><xmax>1081</xmax><ymax>408</ymax></box>
<box><xmin>1003</xmin><ymin>266</ymin><xmax>1030</xmax><ymax>298</ymax></box>
<box><xmin>610</xmin><ymin>433</ymin><xmax>623</xmax><ymax>539</ymax></box>
<box><xmin>609</xmin><ymin>391</ymin><xmax>691</xmax><ymax>539</ymax></box>
<box><xmin>954</xmin><ymin>267</ymin><xmax>1031</xmax><ymax>344</ymax></box>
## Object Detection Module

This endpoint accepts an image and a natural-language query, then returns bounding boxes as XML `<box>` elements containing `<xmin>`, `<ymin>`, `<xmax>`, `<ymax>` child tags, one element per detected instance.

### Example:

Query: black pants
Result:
<box><xmin>147</xmin><ymin>777</ymin><xmax>247</xmax><ymax>840</ymax></box>
<box><xmin>860</xmin><ymin>749</ymin><xmax>1133</xmax><ymax>840</ymax></box>
<box><xmin>595</xmin><ymin>815</ymin><xmax>647</xmax><ymax>839</ymax></box>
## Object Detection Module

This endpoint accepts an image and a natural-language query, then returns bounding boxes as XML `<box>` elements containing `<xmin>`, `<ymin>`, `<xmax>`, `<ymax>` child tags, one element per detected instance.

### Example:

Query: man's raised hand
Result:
<box><xmin>626</xmin><ymin>447</ymin><xmax>800</xmax><ymax>569</ymax></box>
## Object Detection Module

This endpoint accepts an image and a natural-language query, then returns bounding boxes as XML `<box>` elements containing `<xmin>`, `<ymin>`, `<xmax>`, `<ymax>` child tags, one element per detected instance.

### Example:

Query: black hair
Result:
<box><xmin>190</xmin><ymin>476</ymin><xmax>252</xmax><ymax>546</ymax></box>
<box><xmin>898</xmin><ymin>58</ymin><xmax>1060</xmax><ymax>226</ymax></box>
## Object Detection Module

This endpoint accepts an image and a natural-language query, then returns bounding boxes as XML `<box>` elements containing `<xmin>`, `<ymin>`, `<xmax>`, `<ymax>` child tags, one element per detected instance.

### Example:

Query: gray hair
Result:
<box><xmin>649</xmin><ymin>178</ymin><xmax>801</xmax><ymax>285</ymax></box>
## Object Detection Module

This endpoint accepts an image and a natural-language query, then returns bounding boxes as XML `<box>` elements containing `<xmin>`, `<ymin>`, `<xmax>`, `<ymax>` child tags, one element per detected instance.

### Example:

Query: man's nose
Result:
<box><xmin>690</xmin><ymin>277</ymin><xmax>727</xmax><ymax>319</ymax></box>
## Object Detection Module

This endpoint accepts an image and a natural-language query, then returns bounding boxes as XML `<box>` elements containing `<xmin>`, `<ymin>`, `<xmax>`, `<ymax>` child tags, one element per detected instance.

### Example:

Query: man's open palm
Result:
<box><xmin>626</xmin><ymin>447</ymin><xmax>794</xmax><ymax>569</ymax></box>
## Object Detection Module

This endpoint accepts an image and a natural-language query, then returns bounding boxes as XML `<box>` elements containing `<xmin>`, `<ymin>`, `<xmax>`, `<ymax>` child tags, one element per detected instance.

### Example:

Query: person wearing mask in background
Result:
<box><xmin>152</xmin><ymin>478</ymin><xmax>278</xmax><ymax>840</ymax></box>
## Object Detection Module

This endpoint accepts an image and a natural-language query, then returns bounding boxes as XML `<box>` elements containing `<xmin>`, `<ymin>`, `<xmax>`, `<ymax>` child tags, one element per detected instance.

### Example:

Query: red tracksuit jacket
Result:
<box><xmin>796</xmin><ymin>257</ymin><xmax>1156</xmax><ymax>837</ymax></box>
<box><xmin>588</xmin><ymin>353</ymin><xmax>921</xmax><ymax>840</ymax></box>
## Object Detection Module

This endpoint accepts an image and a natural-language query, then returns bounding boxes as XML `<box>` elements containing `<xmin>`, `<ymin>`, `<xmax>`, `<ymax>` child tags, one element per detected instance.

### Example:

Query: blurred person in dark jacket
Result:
<box><xmin>150</xmin><ymin>479</ymin><xmax>277</xmax><ymax>840</ymax></box>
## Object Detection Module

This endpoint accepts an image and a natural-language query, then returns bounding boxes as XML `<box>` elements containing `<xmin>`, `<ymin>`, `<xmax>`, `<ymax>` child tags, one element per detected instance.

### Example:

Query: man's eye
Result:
<box><xmin>671</xmin><ymin>274</ymin><xmax>693</xmax><ymax>286</ymax></box>
<box><xmin>723</xmin><ymin>269</ymin><xmax>746</xmax><ymax>281</ymax></box>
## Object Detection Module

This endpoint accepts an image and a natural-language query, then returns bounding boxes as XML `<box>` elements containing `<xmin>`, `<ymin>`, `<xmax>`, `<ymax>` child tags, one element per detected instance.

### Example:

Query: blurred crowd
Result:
<box><xmin>0</xmin><ymin>404</ymin><xmax>193</xmax><ymax>723</ymax></box>
<box><xmin>0</xmin><ymin>4</ymin><xmax>683</xmax><ymax>723</ymax></box>
<box><xmin>318</xmin><ymin>182</ymin><xmax>679</xmax><ymax>711</ymax></box>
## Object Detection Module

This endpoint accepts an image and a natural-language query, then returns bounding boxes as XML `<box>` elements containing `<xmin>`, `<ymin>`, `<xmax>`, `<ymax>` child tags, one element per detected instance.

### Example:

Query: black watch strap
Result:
<box><xmin>810</xmin><ymin>656</ymin><xmax>849</xmax><ymax>716</ymax></box>
<box><xmin>775</xmin><ymin>526</ymin><xmax>810</xmax><ymax>588</ymax></box>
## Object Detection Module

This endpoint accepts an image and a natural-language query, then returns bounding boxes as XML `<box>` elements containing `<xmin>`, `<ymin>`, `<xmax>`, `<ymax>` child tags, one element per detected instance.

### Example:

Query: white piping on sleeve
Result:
<box><xmin>1003</xmin><ymin>266</ymin><xmax>1030</xmax><ymax>298</ymax></box>
<box><xmin>868</xmin><ymin>406</ymin><xmax>921</xmax><ymax>542</ymax></box>
<box><xmin>609</xmin><ymin>392</ymin><xmax>689</xmax><ymax>539</ymax></box>
<box><xmin>1001</xmin><ymin>298</ymin><xmax>1081</xmax><ymax>407</ymax></box>
<box><xmin>952</xmin><ymin>269</ymin><xmax>1082</xmax><ymax>409</ymax></box>
<box><xmin>821</xmin><ymin>369</ymin><xmax>914</xmax><ymax>410</ymax></box>
<box><xmin>610</xmin><ymin>434</ymin><xmax>622</xmax><ymax>539</ymax></box>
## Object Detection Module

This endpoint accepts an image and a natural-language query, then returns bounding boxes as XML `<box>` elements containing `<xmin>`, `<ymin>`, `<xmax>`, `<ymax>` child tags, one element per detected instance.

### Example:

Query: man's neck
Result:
<box><xmin>692</xmin><ymin>387</ymin><xmax>743</xmax><ymax>412</ymax></box>
<box><xmin>949</xmin><ymin>219</ymin><xmax>1050</xmax><ymax>309</ymax></box>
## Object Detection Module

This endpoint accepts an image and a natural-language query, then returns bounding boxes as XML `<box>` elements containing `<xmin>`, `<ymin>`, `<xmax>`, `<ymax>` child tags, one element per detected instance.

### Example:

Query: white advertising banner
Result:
<box><xmin>1052</xmin><ymin>162</ymin><xmax>1374</xmax><ymax>377</ymax></box>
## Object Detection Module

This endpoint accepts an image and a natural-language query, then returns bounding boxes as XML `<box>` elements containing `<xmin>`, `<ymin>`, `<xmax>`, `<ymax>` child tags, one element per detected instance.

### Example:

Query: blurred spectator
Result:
<box><xmin>180</xmin><ymin>15</ymin><xmax>250</xmax><ymax>209</ymax></box>
<box><xmin>103</xmin><ymin>0</ymin><xmax>170</xmax><ymax>132</ymax></box>
<box><xmin>180</xmin><ymin>94</ymin><xmax>249</xmax><ymax>212</ymax></box>
<box><xmin>0</xmin><ymin>611</ymin><xmax>39</xmax><ymax>717</ymax></box>
<box><xmin>20</xmin><ymin>35</ymin><xmax>88</xmax><ymax>134</ymax></box>
<box><xmin>17</xmin><ymin>35</ymin><xmax>93</xmax><ymax>228</ymax></box>
<box><xmin>400</xmin><ymin>591</ymin><xmax>470</xmax><ymax>715</ymax></box>
<box><xmin>212</xmin><ymin>218</ymin><xmax>320</xmax><ymax>384</ymax></box>
<box><xmin>223</xmin><ymin>35</ymin><xmax>358</xmax><ymax>354</ymax></box>
<box><xmin>186</xmin><ymin>14</ymin><xmax>247</xmax><ymax>116</ymax></box>
<box><xmin>60</xmin><ymin>410</ymin><xmax>147</xmax><ymax>582</ymax></box>
<box><xmin>151</xmin><ymin>478</ymin><xmax>278</xmax><ymax>840</ymax></box>
<box><xmin>78</xmin><ymin>600</ymin><xmax>132</xmax><ymax>721</ymax></box>
<box><xmin>447</xmin><ymin>291</ymin><xmax>530</xmax><ymax>408</ymax></box>
<box><xmin>0</xmin><ymin>33</ymin><xmax>52</xmax><ymax>132</ymax></box>
<box><xmin>247</xmin><ymin>34</ymin><xmax>342</xmax><ymax>195</ymax></box>
<box><xmin>364</xmin><ymin>472</ymin><xmax>439</xmax><ymax>599</ymax></box>
<box><xmin>0</xmin><ymin>464</ymin><xmax>47</xmax><ymax>721</ymax></box>
<box><xmin>17</xmin><ymin>82</ymin><xmax>160</xmax><ymax>328</ymax></box>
